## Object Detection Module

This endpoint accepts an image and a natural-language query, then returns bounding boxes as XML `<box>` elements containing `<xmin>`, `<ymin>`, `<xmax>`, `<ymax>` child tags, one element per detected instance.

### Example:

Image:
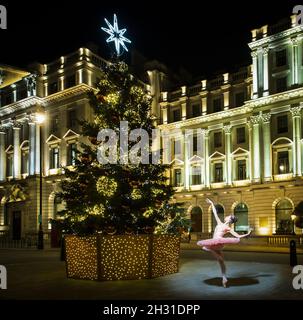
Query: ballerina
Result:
<box><xmin>197</xmin><ymin>198</ymin><xmax>252</xmax><ymax>287</ymax></box>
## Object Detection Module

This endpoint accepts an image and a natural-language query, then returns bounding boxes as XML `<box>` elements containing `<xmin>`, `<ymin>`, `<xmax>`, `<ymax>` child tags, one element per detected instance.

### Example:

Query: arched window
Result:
<box><xmin>191</xmin><ymin>206</ymin><xmax>202</xmax><ymax>232</ymax></box>
<box><xmin>275</xmin><ymin>199</ymin><xmax>293</xmax><ymax>234</ymax></box>
<box><xmin>212</xmin><ymin>204</ymin><xmax>224</xmax><ymax>231</ymax></box>
<box><xmin>234</xmin><ymin>203</ymin><xmax>249</xmax><ymax>232</ymax></box>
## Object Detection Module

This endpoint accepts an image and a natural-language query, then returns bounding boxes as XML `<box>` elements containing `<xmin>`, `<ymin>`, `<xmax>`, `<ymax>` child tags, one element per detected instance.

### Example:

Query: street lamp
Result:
<box><xmin>291</xmin><ymin>214</ymin><xmax>296</xmax><ymax>235</ymax></box>
<box><xmin>36</xmin><ymin>111</ymin><xmax>46</xmax><ymax>250</ymax></box>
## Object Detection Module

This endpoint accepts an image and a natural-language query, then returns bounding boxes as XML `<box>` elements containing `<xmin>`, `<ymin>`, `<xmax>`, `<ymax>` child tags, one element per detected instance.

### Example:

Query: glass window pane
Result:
<box><xmin>234</xmin><ymin>203</ymin><xmax>248</xmax><ymax>232</ymax></box>
<box><xmin>275</xmin><ymin>199</ymin><xmax>293</xmax><ymax>234</ymax></box>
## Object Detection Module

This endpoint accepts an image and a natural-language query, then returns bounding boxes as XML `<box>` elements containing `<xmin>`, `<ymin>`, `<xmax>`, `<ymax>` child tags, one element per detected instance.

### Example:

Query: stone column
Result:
<box><xmin>11</xmin><ymin>84</ymin><xmax>17</xmax><ymax>103</ymax></box>
<box><xmin>263</xmin><ymin>47</ymin><xmax>269</xmax><ymax>96</ymax></box>
<box><xmin>247</xmin><ymin>121</ymin><xmax>253</xmax><ymax>180</ymax></box>
<box><xmin>35</xmin><ymin>123</ymin><xmax>41</xmax><ymax>174</ymax></box>
<box><xmin>162</xmin><ymin>106</ymin><xmax>168</xmax><ymax>124</ymax></box>
<box><xmin>12</xmin><ymin>122</ymin><xmax>22</xmax><ymax>179</ymax></box>
<box><xmin>200</xmin><ymin>95</ymin><xmax>207</xmax><ymax>116</ymax></box>
<box><xmin>291</xmin><ymin>38</ymin><xmax>299</xmax><ymax>86</ymax></box>
<box><xmin>250</xmin><ymin>115</ymin><xmax>261</xmax><ymax>182</ymax></box>
<box><xmin>251</xmin><ymin>51</ymin><xmax>258</xmax><ymax>98</ymax></box>
<box><xmin>261</xmin><ymin>113</ymin><xmax>272</xmax><ymax>181</ymax></box>
<box><xmin>28</xmin><ymin>119</ymin><xmax>36</xmax><ymax>175</ymax></box>
<box><xmin>0</xmin><ymin>126</ymin><xmax>6</xmax><ymax>181</ymax></box>
<box><xmin>184</xmin><ymin>131</ymin><xmax>190</xmax><ymax>190</ymax></box>
<box><xmin>147</xmin><ymin>70</ymin><xmax>162</xmax><ymax>120</ymax></box>
<box><xmin>202</xmin><ymin>129</ymin><xmax>210</xmax><ymax>188</ymax></box>
<box><xmin>290</xmin><ymin>106</ymin><xmax>302</xmax><ymax>176</ymax></box>
<box><xmin>223</xmin><ymin>125</ymin><xmax>232</xmax><ymax>185</ymax></box>
<box><xmin>180</xmin><ymin>97</ymin><xmax>187</xmax><ymax>120</ymax></box>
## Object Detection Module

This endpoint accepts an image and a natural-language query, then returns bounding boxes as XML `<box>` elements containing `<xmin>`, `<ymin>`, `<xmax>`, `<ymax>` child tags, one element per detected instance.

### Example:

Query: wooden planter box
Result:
<box><xmin>64</xmin><ymin>234</ymin><xmax>181</xmax><ymax>281</ymax></box>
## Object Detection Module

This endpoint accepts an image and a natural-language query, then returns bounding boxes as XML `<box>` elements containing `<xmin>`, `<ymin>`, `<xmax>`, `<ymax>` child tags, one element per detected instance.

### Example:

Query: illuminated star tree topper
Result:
<box><xmin>101</xmin><ymin>14</ymin><xmax>131</xmax><ymax>56</ymax></box>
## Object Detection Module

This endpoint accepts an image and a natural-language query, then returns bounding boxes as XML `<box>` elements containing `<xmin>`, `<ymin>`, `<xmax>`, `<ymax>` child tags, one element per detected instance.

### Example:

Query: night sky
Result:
<box><xmin>0</xmin><ymin>0</ymin><xmax>300</xmax><ymax>80</ymax></box>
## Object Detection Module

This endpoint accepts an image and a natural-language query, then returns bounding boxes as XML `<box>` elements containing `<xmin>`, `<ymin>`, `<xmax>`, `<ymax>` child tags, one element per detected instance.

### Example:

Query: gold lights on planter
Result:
<box><xmin>65</xmin><ymin>236</ymin><xmax>98</xmax><ymax>280</ymax></box>
<box><xmin>152</xmin><ymin>235</ymin><xmax>180</xmax><ymax>278</ymax></box>
<box><xmin>99</xmin><ymin>235</ymin><xmax>150</xmax><ymax>280</ymax></box>
<box><xmin>65</xmin><ymin>234</ymin><xmax>181</xmax><ymax>281</ymax></box>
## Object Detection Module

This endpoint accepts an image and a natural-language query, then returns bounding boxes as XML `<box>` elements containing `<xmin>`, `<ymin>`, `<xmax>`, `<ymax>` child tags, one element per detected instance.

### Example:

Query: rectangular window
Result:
<box><xmin>277</xmin><ymin>115</ymin><xmax>288</xmax><ymax>134</ymax></box>
<box><xmin>3</xmin><ymin>92</ymin><xmax>13</xmax><ymax>105</ymax></box>
<box><xmin>6</xmin><ymin>156</ymin><xmax>13</xmax><ymax>177</ymax></box>
<box><xmin>172</xmin><ymin>109</ymin><xmax>181</xmax><ymax>122</ymax></box>
<box><xmin>21</xmin><ymin>124</ymin><xmax>29</xmax><ymax>143</ymax></box>
<box><xmin>213</xmin><ymin>98</ymin><xmax>222</xmax><ymax>112</ymax></box>
<box><xmin>48</xmin><ymin>81</ymin><xmax>58</xmax><ymax>95</ymax></box>
<box><xmin>191</xmin><ymin>166</ymin><xmax>201</xmax><ymax>185</ymax></box>
<box><xmin>214</xmin><ymin>132</ymin><xmax>222</xmax><ymax>148</ymax></box>
<box><xmin>67</xmin><ymin>143</ymin><xmax>77</xmax><ymax>166</ymax></box>
<box><xmin>275</xmin><ymin>49</ymin><xmax>287</xmax><ymax>67</ymax></box>
<box><xmin>278</xmin><ymin>151</ymin><xmax>289</xmax><ymax>174</ymax></box>
<box><xmin>214</xmin><ymin>163</ymin><xmax>223</xmax><ymax>182</ymax></box>
<box><xmin>51</xmin><ymin>115</ymin><xmax>60</xmax><ymax>134</ymax></box>
<box><xmin>67</xmin><ymin>109</ymin><xmax>77</xmax><ymax>129</ymax></box>
<box><xmin>65</xmin><ymin>74</ymin><xmax>76</xmax><ymax>89</ymax></box>
<box><xmin>5</xmin><ymin>128</ymin><xmax>13</xmax><ymax>149</ymax></box>
<box><xmin>21</xmin><ymin>152</ymin><xmax>29</xmax><ymax>174</ymax></box>
<box><xmin>276</xmin><ymin>77</ymin><xmax>287</xmax><ymax>93</ymax></box>
<box><xmin>237</xmin><ymin>160</ymin><xmax>247</xmax><ymax>180</ymax></box>
<box><xmin>173</xmin><ymin>140</ymin><xmax>181</xmax><ymax>157</ymax></box>
<box><xmin>192</xmin><ymin>104</ymin><xmax>201</xmax><ymax>117</ymax></box>
<box><xmin>174</xmin><ymin>168</ymin><xmax>182</xmax><ymax>187</ymax></box>
<box><xmin>17</xmin><ymin>87</ymin><xmax>28</xmax><ymax>100</ymax></box>
<box><xmin>236</xmin><ymin>127</ymin><xmax>246</xmax><ymax>144</ymax></box>
<box><xmin>50</xmin><ymin>148</ymin><xmax>60</xmax><ymax>169</ymax></box>
<box><xmin>193</xmin><ymin>136</ymin><xmax>198</xmax><ymax>153</ymax></box>
<box><xmin>235</xmin><ymin>92</ymin><xmax>245</xmax><ymax>107</ymax></box>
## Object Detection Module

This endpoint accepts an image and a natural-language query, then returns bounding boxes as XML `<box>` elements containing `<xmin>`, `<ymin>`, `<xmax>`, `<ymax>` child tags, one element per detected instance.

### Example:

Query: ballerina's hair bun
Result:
<box><xmin>230</xmin><ymin>215</ymin><xmax>238</xmax><ymax>224</ymax></box>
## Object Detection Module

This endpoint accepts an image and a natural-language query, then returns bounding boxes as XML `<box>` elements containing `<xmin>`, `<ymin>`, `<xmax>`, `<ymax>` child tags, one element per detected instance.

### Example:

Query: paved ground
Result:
<box><xmin>0</xmin><ymin>249</ymin><xmax>302</xmax><ymax>300</ymax></box>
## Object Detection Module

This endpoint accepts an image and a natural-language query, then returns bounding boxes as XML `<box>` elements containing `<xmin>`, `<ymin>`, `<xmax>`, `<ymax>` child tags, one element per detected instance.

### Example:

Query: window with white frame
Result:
<box><xmin>173</xmin><ymin>168</ymin><xmax>182</xmax><ymax>187</ymax></box>
<box><xmin>67</xmin><ymin>143</ymin><xmax>77</xmax><ymax>166</ymax></box>
<box><xmin>272</xmin><ymin>139</ymin><xmax>292</xmax><ymax>176</ymax></box>
<box><xmin>277</xmin><ymin>151</ymin><xmax>289</xmax><ymax>174</ymax></box>
<box><xmin>50</xmin><ymin>147</ymin><xmax>60</xmax><ymax>169</ymax></box>
<box><xmin>172</xmin><ymin>139</ymin><xmax>182</xmax><ymax>158</ymax></box>
<box><xmin>214</xmin><ymin>162</ymin><xmax>223</xmax><ymax>182</ymax></box>
<box><xmin>237</xmin><ymin>159</ymin><xmax>247</xmax><ymax>180</ymax></box>
<box><xmin>190</xmin><ymin>165</ymin><xmax>202</xmax><ymax>185</ymax></box>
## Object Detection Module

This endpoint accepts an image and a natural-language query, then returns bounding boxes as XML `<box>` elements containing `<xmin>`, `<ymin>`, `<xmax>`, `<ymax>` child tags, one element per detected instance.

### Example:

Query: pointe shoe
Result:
<box><xmin>222</xmin><ymin>277</ymin><xmax>228</xmax><ymax>288</ymax></box>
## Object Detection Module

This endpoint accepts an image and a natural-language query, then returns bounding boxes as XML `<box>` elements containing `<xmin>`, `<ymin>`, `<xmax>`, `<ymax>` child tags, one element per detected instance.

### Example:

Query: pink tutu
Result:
<box><xmin>197</xmin><ymin>237</ymin><xmax>240</xmax><ymax>250</ymax></box>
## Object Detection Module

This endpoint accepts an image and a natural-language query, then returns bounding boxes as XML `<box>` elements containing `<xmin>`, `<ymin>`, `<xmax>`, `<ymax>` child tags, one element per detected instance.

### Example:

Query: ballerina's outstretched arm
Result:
<box><xmin>229</xmin><ymin>228</ymin><xmax>252</xmax><ymax>239</ymax></box>
<box><xmin>206</xmin><ymin>198</ymin><xmax>222</xmax><ymax>225</ymax></box>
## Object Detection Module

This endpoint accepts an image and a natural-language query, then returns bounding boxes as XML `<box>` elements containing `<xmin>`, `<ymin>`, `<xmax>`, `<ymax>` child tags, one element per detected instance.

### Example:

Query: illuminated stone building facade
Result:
<box><xmin>0</xmin><ymin>48</ymin><xmax>107</xmax><ymax>242</ymax></box>
<box><xmin>157</xmin><ymin>15</ymin><xmax>303</xmax><ymax>238</ymax></box>
<box><xmin>0</xmin><ymin>15</ymin><xmax>302</xmax><ymax>243</ymax></box>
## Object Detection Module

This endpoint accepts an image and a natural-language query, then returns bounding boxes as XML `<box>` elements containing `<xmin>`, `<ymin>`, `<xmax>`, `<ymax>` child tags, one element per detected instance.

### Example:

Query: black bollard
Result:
<box><xmin>290</xmin><ymin>240</ymin><xmax>297</xmax><ymax>267</ymax></box>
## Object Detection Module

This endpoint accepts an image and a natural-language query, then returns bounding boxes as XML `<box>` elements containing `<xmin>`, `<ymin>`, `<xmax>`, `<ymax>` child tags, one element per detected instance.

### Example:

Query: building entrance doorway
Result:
<box><xmin>12</xmin><ymin>210</ymin><xmax>21</xmax><ymax>240</ymax></box>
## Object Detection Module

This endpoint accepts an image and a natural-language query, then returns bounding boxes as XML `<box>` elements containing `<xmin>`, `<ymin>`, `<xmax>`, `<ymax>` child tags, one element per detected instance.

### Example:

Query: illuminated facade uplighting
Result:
<box><xmin>0</xmin><ymin>15</ymin><xmax>302</xmax><ymax>243</ymax></box>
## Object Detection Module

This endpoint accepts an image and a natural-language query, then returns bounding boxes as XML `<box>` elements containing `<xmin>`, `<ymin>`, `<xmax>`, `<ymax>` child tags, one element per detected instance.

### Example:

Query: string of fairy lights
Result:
<box><xmin>65</xmin><ymin>235</ymin><xmax>180</xmax><ymax>281</ymax></box>
<box><xmin>65</xmin><ymin>236</ymin><xmax>99</xmax><ymax>280</ymax></box>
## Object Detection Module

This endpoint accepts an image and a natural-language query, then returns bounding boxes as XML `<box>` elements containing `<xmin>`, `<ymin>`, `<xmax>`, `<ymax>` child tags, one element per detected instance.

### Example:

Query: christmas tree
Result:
<box><xmin>58</xmin><ymin>61</ymin><xmax>184</xmax><ymax>236</ymax></box>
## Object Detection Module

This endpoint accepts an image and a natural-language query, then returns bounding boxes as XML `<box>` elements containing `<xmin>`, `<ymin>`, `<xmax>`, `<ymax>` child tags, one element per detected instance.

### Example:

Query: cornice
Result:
<box><xmin>0</xmin><ymin>84</ymin><xmax>94</xmax><ymax>117</ymax></box>
<box><xmin>158</xmin><ymin>105</ymin><xmax>253</xmax><ymax>130</ymax></box>
<box><xmin>0</xmin><ymin>96</ymin><xmax>44</xmax><ymax>117</ymax></box>
<box><xmin>248</xmin><ymin>25</ymin><xmax>303</xmax><ymax>50</ymax></box>
<box><xmin>245</xmin><ymin>87</ymin><xmax>303</xmax><ymax>108</ymax></box>
<box><xmin>45</xmin><ymin>84</ymin><xmax>93</xmax><ymax>104</ymax></box>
